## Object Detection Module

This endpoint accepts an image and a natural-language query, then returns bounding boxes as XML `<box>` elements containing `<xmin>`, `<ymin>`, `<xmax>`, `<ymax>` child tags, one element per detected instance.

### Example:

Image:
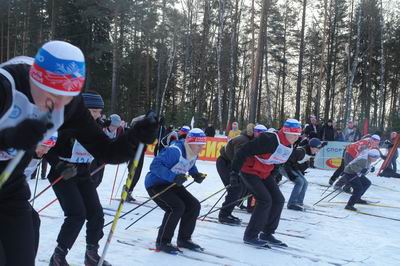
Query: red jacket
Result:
<box><xmin>232</xmin><ymin>130</ymin><xmax>292</xmax><ymax>179</ymax></box>
<box><xmin>346</xmin><ymin>139</ymin><xmax>371</xmax><ymax>158</ymax></box>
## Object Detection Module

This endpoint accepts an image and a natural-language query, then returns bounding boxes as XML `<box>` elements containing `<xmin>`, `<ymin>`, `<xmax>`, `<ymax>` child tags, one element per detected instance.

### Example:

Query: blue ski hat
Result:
<box><xmin>254</xmin><ymin>124</ymin><xmax>268</xmax><ymax>133</ymax></box>
<box><xmin>82</xmin><ymin>91</ymin><xmax>104</xmax><ymax>109</ymax></box>
<box><xmin>309</xmin><ymin>138</ymin><xmax>322</xmax><ymax>148</ymax></box>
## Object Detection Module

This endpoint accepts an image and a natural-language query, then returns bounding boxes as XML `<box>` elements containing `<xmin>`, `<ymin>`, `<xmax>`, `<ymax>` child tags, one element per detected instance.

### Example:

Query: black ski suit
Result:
<box><xmin>0</xmin><ymin>61</ymin><xmax>145</xmax><ymax>266</ymax></box>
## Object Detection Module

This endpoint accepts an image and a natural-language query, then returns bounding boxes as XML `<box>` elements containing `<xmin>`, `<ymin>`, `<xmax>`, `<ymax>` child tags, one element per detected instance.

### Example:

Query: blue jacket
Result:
<box><xmin>145</xmin><ymin>140</ymin><xmax>199</xmax><ymax>188</ymax></box>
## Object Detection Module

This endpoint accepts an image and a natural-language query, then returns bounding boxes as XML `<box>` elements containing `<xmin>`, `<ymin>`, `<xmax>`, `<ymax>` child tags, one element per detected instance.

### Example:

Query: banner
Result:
<box><xmin>314</xmin><ymin>141</ymin><xmax>349</xmax><ymax>170</ymax></box>
<box><xmin>145</xmin><ymin>137</ymin><xmax>228</xmax><ymax>162</ymax></box>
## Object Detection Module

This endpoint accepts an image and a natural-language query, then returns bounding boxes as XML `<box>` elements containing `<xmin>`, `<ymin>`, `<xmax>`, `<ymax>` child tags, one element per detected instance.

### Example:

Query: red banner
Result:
<box><xmin>145</xmin><ymin>137</ymin><xmax>228</xmax><ymax>161</ymax></box>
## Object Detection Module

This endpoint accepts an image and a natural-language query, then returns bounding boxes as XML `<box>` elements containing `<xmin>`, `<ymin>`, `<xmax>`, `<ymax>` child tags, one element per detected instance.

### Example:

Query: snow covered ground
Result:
<box><xmin>31</xmin><ymin>156</ymin><xmax>400</xmax><ymax>266</ymax></box>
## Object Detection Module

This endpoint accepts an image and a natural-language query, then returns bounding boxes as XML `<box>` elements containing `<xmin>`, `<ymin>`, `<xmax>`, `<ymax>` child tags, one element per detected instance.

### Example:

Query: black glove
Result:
<box><xmin>128</xmin><ymin>112</ymin><xmax>159</xmax><ymax>144</ymax></box>
<box><xmin>55</xmin><ymin>161</ymin><xmax>77</xmax><ymax>180</ymax></box>
<box><xmin>0</xmin><ymin>119</ymin><xmax>53</xmax><ymax>151</ymax></box>
<box><xmin>360</xmin><ymin>168</ymin><xmax>368</xmax><ymax>175</ymax></box>
<box><xmin>173</xmin><ymin>174</ymin><xmax>188</xmax><ymax>186</ymax></box>
<box><xmin>229</xmin><ymin>171</ymin><xmax>240</xmax><ymax>188</ymax></box>
<box><xmin>192</xmin><ymin>173</ymin><xmax>207</xmax><ymax>184</ymax></box>
<box><xmin>370</xmin><ymin>166</ymin><xmax>375</xmax><ymax>173</ymax></box>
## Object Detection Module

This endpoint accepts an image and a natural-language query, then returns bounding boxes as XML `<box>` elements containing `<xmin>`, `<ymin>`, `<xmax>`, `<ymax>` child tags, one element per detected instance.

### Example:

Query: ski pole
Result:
<box><xmin>201</xmin><ymin>190</ymin><xmax>228</xmax><ymax>221</ymax></box>
<box><xmin>98</xmin><ymin>143</ymin><xmax>145</xmax><ymax>266</ymax></box>
<box><xmin>104</xmin><ymin>181</ymin><xmax>177</xmax><ymax>227</ymax></box>
<box><xmin>109</xmin><ymin>164</ymin><xmax>120</xmax><ymax>205</ymax></box>
<box><xmin>113</xmin><ymin>164</ymin><xmax>128</xmax><ymax>199</ymax></box>
<box><xmin>31</xmin><ymin>159</ymin><xmax>43</xmax><ymax>208</ymax></box>
<box><xmin>124</xmin><ymin>181</ymin><xmax>195</xmax><ymax>230</ymax></box>
<box><xmin>314</xmin><ymin>175</ymin><xmax>358</xmax><ymax>206</ymax></box>
<box><xmin>37</xmin><ymin>198</ymin><xmax>58</xmax><ymax>213</ymax></box>
<box><xmin>198</xmin><ymin>194</ymin><xmax>253</xmax><ymax>219</ymax></box>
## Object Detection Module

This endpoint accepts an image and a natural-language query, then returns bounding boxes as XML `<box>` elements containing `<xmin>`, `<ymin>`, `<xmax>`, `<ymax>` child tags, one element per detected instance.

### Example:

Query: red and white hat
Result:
<box><xmin>41</xmin><ymin>132</ymin><xmax>58</xmax><ymax>148</ymax></box>
<box><xmin>29</xmin><ymin>41</ymin><xmax>85</xmax><ymax>96</ymax></box>
<box><xmin>186</xmin><ymin>128</ymin><xmax>206</xmax><ymax>145</ymax></box>
<box><xmin>282</xmin><ymin>119</ymin><xmax>302</xmax><ymax>135</ymax></box>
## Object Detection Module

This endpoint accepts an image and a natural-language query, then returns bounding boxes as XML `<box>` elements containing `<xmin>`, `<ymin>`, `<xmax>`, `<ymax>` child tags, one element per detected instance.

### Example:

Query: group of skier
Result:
<box><xmin>0</xmin><ymin>40</ymin><xmax>398</xmax><ymax>266</ymax></box>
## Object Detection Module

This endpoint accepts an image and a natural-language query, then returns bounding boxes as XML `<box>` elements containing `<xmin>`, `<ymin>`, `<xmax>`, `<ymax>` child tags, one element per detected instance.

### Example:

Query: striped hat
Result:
<box><xmin>179</xmin><ymin>126</ymin><xmax>191</xmax><ymax>135</ymax></box>
<box><xmin>82</xmin><ymin>91</ymin><xmax>104</xmax><ymax>109</ymax></box>
<box><xmin>29</xmin><ymin>41</ymin><xmax>85</xmax><ymax>96</ymax></box>
<box><xmin>254</xmin><ymin>124</ymin><xmax>268</xmax><ymax>133</ymax></box>
<box><xmin>282</xmin><ymin>119</ymin><xmax>302</xmax><ymax>135</ymax></box>
<box><xmin>186</xmin><ymin>128</ymin><xmax>206</xmax><ymax>145</ymax></box>
<box><xmin>41</xmin><ymin>132</ymin><xmax>58</xmax><ymax>147</ymax></box>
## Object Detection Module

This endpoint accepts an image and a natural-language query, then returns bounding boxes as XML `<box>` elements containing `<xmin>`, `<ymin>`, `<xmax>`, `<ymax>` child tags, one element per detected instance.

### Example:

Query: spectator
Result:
<box><xmin>320</xmin><ymin>119</ymin><xmax>335</xmax><ymax>141</ymax></box>
<box><xmin>379</xmin><ymin>132</ymin><xmax>400</xmax><ymax>178</ymax></box>
<box><xmin>304</xmin><ymin>115</ymin><xmax>321</xmax><ymax>138</ymax></box>
<box><xmin>344</xmin><ymin>120</ymin><xmax>361</xmax><ymax>142</ymax></box>
<box><xmin>335</xmin><ymin>127</ymin><xmax>345</xmax><ymax>141</ymax></box>
<box><xmin>205</xmin><ymin>123</ymin><xmax>216</xmax><ymax>137</ymax></box>
<box><xmin>228</xmin><ymin>122</ymin><xmax>241</xmax><ymax>139</ymax></box>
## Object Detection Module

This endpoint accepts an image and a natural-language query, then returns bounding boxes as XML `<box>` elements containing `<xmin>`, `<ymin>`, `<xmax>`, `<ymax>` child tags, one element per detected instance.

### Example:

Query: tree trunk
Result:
<box><xmin>378</xmin><ymin>0</ymin><xmax>385</xmax><ymax>130</ymax></box>
<box><xmin>249</xmin><ymin>0</ymin><xmax>269</xmax><ymax>123</ymax></box>
<box><xmin>216</xmin><ymin>0</ymin><xmax>226</xmax><ymax>130</ymax></box>
<box><xmin>344</xmin><ymin>3</ymin><xmax>362</xmax><ymax>123</ymax></box>
<box><xmin>295</xmin><ymin>0</ymin><xmax>307</xmax><ymax>120</ymax></box>
<box><xmin>315</xmin><ymin>0</ymin><xmax>328</xmax><ymax>119</ymax></box>
<box><xmin>110</xmin><ymin>6</ymin><xmax>119</xmax><ymax>113</ymax></box>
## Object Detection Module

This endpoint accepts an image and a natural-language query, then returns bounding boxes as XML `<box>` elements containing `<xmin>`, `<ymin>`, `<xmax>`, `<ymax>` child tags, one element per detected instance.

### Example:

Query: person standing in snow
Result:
<box><xmin>330</xmin><ymin>135</ymin><xmax>381</xmax><ymax>189</ymax></box>
<box><xmin>342</xmin><ymin>149</ymin><xmax>380</xmax><ymax>211</ymax></box>
<box><xmin>216</xmin><ymin>123</ymin><xmax>257</xmax><ymax>225</ymax></box>
<box><xmin>0</xmin><ymin>41</ymin><xmax>158</xmax><ymax>266</ymax></box>
<box><xmin>379</xmin><ymin>132</ymin><xmax>400</xmax><ymax>178</ymax></box>
<box><xmin>230</xmin><ymin>119</ymin><xmax>301</xmax><ymax>247</ymax></box>
<box><xmin>46</xmin><ymin>90</ymin><xmax>156</xmax><ymax>266</ymax></box>
<box><xmin>144</xmin><ymin>128</ymin><xmax>207</xmax><ymax>254</ymax></box>
<box><xmin>282</xmin><ymin>138</ymin><xmax>324</xmax><ymax>211</ymax></box>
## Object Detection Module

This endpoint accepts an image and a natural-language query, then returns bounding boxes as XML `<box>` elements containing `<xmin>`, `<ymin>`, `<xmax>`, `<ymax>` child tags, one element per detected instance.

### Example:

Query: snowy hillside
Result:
<box><xmin>31</xmin><ymin>157</ymin><xmax>400</xmax><ymax>266</ymax></box>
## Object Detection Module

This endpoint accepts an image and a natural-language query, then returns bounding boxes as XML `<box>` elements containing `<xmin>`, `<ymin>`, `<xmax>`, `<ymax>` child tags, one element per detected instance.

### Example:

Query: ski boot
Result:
<box><xmin>345</xmin><ymin>204</ymin><xmax>357</xmax><ymax>211</ymax></box>
<box><xmin>49</xmin><ymin>246</ymin><xmax>69</xmax><ymax>266</ymax></box>
<box><xmin>243</xmin><ymin>236</ymin><xmax>270</xmax><ymax>248</ymax></box>
<box><xmin>218</xmin><ymin>214</ymin><xmax>241</xmax><ymax>225</ymax></box>
<box><xmin>259</xmin><ymin>233</ymin><xmax>288</xmax><ymax>247</ymax></box>
<box><xmin>177</xmin><ymin>239</ymin><xmax>204</xmax><ymax>251</ymax></box>
<box><xmin>156</xmin><ymin>242</ymin><xmax>181</xmax><ymax>254</ymax></box>
<box><xmin>84</xmin><ymin>244</ymin><xmax>112</xmax><ymax>266</ymax></box>
<box><xmin>126</xmin><ymin>193</ymin><xmax>136</xmax><ymax>202</ymax></box>
<box><xmin>356</xmin><ymin>199</ymin><xmax>368</xmax><ymax>204</ymax></box>
<box><xmin>287</xmin><ymin>204</ymin><xmax>304</xmax><ymax>211</ymax></box>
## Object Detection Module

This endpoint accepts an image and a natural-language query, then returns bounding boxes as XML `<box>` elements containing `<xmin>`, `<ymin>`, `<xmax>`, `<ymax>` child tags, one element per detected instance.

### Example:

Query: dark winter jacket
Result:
<box><xmin>304</xmin><ymin>123</ymin><xmax>321</xmax><ymax>138</ymax></box>
<box><xmin>320</xmin><ymin>124</ymin><xmax>335</xmax><ymax>141</ymax></box>
<box><xmin>0</xmin><ymin>62</ymin><xmax>138</xmax><ymax>201</ymax></box>
<box><xmin>219</xmin><ymin>131</ymin><xmax>253</xmax><ymax>162</ymax></box>
<box><xmin>284</xmin><ymin>145</ymin><xmax>314</xmax><ymax>180</ymax></box>
<box><xmin>205</xmin><ymin>126</ymin><xmax>216</xmax><ymax>137</ymax></box>
<box><xmin>144</xmin><ymin>140</ymin><xmax>199</xmax><ymax>188</ymax></box>
<box><xmin>231</xmin><ymin>130</ymin><xmax>293</xmax><ymax>179</ymax></box>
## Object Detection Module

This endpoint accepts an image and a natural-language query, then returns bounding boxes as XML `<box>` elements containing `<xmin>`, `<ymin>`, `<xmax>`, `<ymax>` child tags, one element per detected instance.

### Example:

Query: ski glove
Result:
<box><xmin>0</xmin><ymin>119</ymin><xmax>53</xmax><ymax>151</ymax></box>
<box><xmin>173</xmin><ymin>174</ymin><xmax>188</xmax><ymax>186</ymax></box>
<box><xmin>128</xmin><ymin>112</ymin><xmax>159</xmax><ymax>144</ymax></box>
<box><xmin>370</xmin><ymin>166</ymin><xmax>375</xmax><ymax>173</ymax></box>
<box><xmin>192</xmin><ymin>173</ymin><xmax>207</xmax><ymax>184</ymax></box>
<box><xmin>229</xmin><ymin>171</ymin><xmax>240</xmax><ymax>188</ymax></box>
<box><xmin>55</xmin><ymin>161</ymin><xmax>77</xmax><ymax>180</ymax></box>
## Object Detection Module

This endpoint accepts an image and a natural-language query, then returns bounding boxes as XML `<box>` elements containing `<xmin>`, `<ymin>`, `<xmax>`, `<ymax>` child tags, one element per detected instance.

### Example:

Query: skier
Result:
<box><xmin>329</xmin><ymin>134</ymin><xmax>381</xmax><ymax>187</ymax></box>
<box><xmin>282</xmin><ymin>138</ymin><xmax>324</xmax><ymax>211</ymax></box>
<box><xmin>379</xmin><ymin>132</ymin><xmax>400</xmax><ymax>178</ymax></box>
<box><xmin>230</xmin><ymin>119</ymin><xmax>302</xmax><ymax>247</ymax></box>
<box><xmin>0</xmin><ymin>41</ymin><xmax>158</xmax><ymax>266</ymax></box>
<box><xmin>144</xmin><ymin>128</ymin><xmax>207</xmax><ymax>254</ymax></box>
<box><xmin>216</xmin><ymin>123</ymin><xmax>256</xmax><ymax>225</ymax></box>
<box><xmin>342</xmin><ymin>149</ymin><xmax>380</xmax><ymax>211</ymax></box>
